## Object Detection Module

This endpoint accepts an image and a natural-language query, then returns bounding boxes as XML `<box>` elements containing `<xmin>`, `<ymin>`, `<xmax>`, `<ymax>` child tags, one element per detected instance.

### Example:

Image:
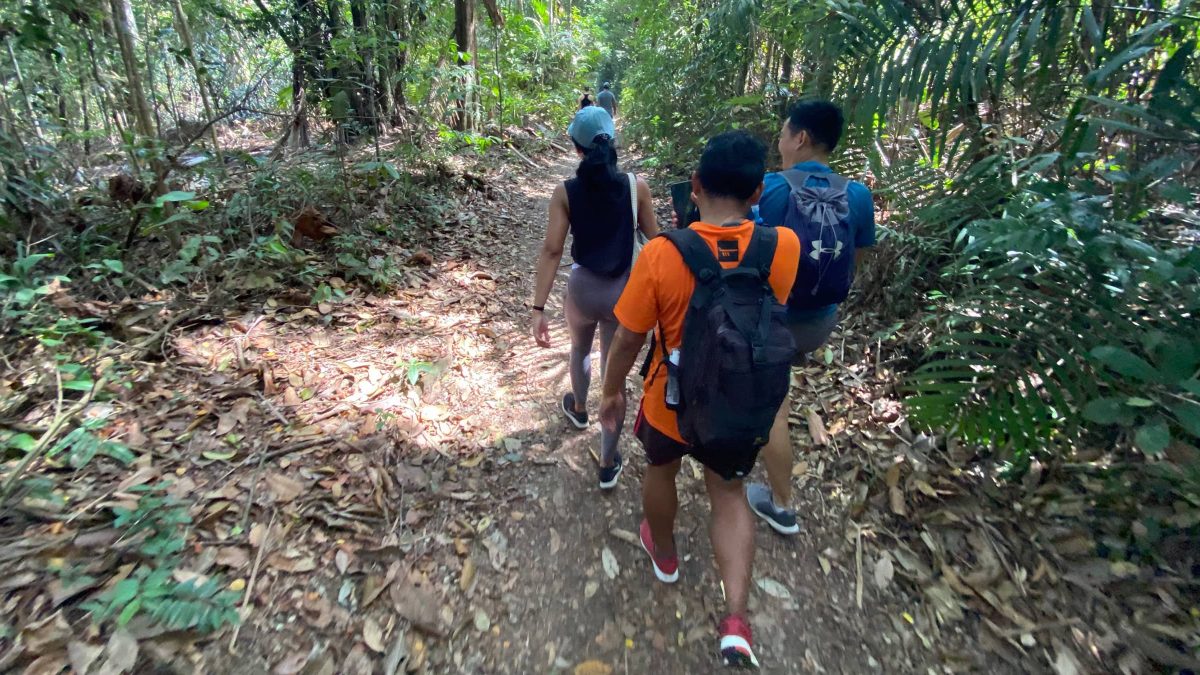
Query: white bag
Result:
<box><xmin>629</xmin><ymin>172</ymin><xmax>648</xmax><ymax>268</ymax></box>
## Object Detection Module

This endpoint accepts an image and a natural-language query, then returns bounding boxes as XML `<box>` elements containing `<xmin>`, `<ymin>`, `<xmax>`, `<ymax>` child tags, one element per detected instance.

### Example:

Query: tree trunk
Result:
<box><xmin>452</xmin><ymin>0</ymin><xmax>476</xmax><ymax>131</ymax></box>
<box><xmin>109</xmin><ymin>0</ymin><xmax>155</xmax><ymax>137</ymax></box>
<box><xmin>350</xmin><ymin>0</ymin><xmax>378</xmax><ymax>135</ymax></box>
<box><xmin>5</xmin><ymin>37</ymin><xmax>46</xmax><ymax>144</ymax></box>
<box><xmin>171</xmin><ymin>0</ymin><xmax>221</xmax><ymax>156</ymax></box>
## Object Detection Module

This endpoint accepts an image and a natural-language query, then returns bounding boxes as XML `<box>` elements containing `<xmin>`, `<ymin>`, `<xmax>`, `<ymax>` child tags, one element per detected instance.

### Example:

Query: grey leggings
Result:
<box><xmin>565</xmin><ymin>266</ymin><xmax>627</xmax><ymax>465</ymax></box>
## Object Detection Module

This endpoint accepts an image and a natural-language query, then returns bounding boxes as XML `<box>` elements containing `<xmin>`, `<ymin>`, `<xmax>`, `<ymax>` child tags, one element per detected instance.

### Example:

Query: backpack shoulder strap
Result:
<box><xmin>738</xmin><ymin>226</ymin><xmax>779</xmax><ymax>281</ymax></box>
<box><xmin>663</xmin><ymin>229</ymin><xmax>721</xmax><ymax>286</ymax></box>
<box><xmin>780</xmin><ymin>169</ymin><xmax>815</xmax><ymax>193</ymax></box>
<box><xmin>823</xmin><ymin>172</ymin><xmax>850</xmax><ymax>192</ymax></box>
<box><xmin>627</xmin><ymin>173</ymin><xmax>638</xmax><ymax>228</ymax></box>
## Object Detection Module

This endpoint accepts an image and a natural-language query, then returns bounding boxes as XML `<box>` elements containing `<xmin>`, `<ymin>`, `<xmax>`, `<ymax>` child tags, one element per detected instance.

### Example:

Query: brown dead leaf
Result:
<box><xmin>96</xmin><ymin>628</ymin><xmax>137</xmax><ymax>675</ymax></box>
<box><xmin>21</xmin><ymin>655</ymin><xmax>68</xmax><ymax>675</ymax></box>
<box><xmin>117</xmin><ymin>465</ymin><xmax>160</xmax><ymax>491</ymax></box>
<box><xmin>460</xmin><ymin>558</ymin><xmax>477</xmax><ymax>591</ymax></box>
<box><xmin>20</xmin><ymin>611</ymin><xmax>70</xmax><ymax>652</ymax></box>
<box><xmin>390</xmin><ymin>578</ymin><xmax>444</xmax><ymax>637</ymax></box>
<box><xmin>267</xmin><ymin>551</ymin><xmax>317</xmax><ymax>573</ymax></box>
<box><xmin>273</xmin><ymin>651</ymin><xmax>310</xmax><ymax>675</ymax></box>
<box><xmin>885</xmin><ymin>462</ymin><xmax>901</xmax><ymax>488</ymax></box>
<box><xmin>341</xmin><ymin>644</ymin><xmax>374</xmax><ymax>675</ymax></box>
<box><xmin>806</xmin><ymin>409</ymin><xmax>828</xmax><ymax>446</ymax></box>
<box><xmin>335</xmin><ymin>549</ymin><xmax>352</xmax><ymax>575</ymax></box>
<box><xmin>265</xmin><ymin>473</ymin><xmax>305</xmax><ymax>503</ymax></box>
<box><xmin>363</xmin><ymin>618</ymin><xmax>387</xmax><ymax>653</ymax></box>
<box><xmin>215</xmin><ymin>546</ymin><xmax>251</xmax><ymax>569</ymax></box>
<box><xmin>889</xmin><ymin>486</ymin><xmax>907</xmax><ymax>517</ymax></box>
<box><xmin>68</xmin><ymin>641</ymin><xmax>104</xmax><ymax>675</ymax></box>
<box><xmin>574</xmin><ymin>660</ymin><xmax>613</xmax><ymax>675</ymax></box>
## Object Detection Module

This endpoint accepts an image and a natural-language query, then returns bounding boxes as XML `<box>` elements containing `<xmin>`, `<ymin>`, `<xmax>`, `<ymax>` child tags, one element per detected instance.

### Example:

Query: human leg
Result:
<box><xmin>596</xmin><ymin>318</ymin><xmax>622</xmax><ymax>467</ymax></box>
<box><xmin>562</xmin><ymin>270</ymin><xmax>597</xmax><ymax>425</ymax></box>
<box><xmin>748</xmin><ymin>310</ymin><xmax>838</xmax><ymax>532</ymax></box>
<box><xmin>706</xmin><ymin>468</ymin><xmax>760</xmax><ymax>668</ymax></box>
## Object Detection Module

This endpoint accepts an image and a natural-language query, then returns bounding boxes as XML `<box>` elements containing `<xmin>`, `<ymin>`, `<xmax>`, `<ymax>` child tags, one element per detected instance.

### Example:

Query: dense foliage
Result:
<box><xmin>612</xmin><ymin>0</ymin><xmax>1199</xmax><ymax>470</ymax></box>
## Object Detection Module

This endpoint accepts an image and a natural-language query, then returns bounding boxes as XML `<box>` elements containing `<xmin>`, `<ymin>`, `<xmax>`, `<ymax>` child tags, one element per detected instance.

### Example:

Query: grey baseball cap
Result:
<box><xmin>568</xmin><ymin>106</ymin><xmax>616</xmax><ymax>149</ymax></box>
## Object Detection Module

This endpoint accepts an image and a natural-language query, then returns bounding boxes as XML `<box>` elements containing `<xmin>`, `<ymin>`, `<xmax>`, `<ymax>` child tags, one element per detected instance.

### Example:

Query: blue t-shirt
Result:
<box><xmin>752</xmin><ymin>160</ymin><xmax>876</xmax><ymax>319</ymax></box>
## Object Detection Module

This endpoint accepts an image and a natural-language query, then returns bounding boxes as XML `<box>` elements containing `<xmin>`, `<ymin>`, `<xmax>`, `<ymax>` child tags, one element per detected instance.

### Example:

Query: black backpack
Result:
<box><xmin>653</xmin><ymin>226</ymin><xmax>797</xmax><ymax>479</ymax></box>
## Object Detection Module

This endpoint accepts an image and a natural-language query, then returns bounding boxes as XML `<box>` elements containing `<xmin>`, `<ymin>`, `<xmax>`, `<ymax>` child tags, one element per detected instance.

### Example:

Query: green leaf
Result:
<box><xmin>1125</xmin><ymin>397</ymin><xmax>1155</xmax><ymax>408</ymax></box>
<box><xmin>61</xmin><ymin>379</ymin><xmax>95</xmax><ymax>392</ymax></box>
<box><xmin>117</xmin><ymin>596</ymin><xmax>142</xmax><ymax>625</ymax></box>
<box><xmin>6</xmin><ymin>433</ymin><xmax>37</xmax><ymax>451</ymax></box>
<box><xmin>103</xmin><ymin>259</ymin><xmax>124</xmax><ymax>274</ymax></box>
<box><xmin>154</xmin><ymin>191</ymin><xmax>196</xmax><ymax>207</ymax></box>
<box><xmin>1091</xmin><ymin>346</ymin><xmax>1161</xmax><ymax>382</ymax></box>
<box><xmin>201</xmin><ymin>449</ymin><xmax>237</xmax><ymax>461</ymax></box>
<box><xmin>1172</xmin><ymin>402</ymin><xmax>1200</xmax><ymax>438</ymax></box>
<box><xmin>1082</xmin><ymin>397</ymin><xmax>1134</xmax><ymax>425</ymax></box>
<box><xmin>109</xmin><ymin>578</ymin><xmax>140</xmax><ymax>609</ymax></box>
<box><xmin>1134</xmin><ymin>419</ymin><xmax>1170</xmax><ymax>455</ymax></box>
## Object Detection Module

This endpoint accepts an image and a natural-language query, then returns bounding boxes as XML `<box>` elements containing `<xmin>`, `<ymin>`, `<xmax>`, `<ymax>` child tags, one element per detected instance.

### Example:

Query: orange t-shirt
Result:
<box><xmin>613</xmin><ymin>220</ymin><xmax>801</xmax><ymax>443</ymax></box>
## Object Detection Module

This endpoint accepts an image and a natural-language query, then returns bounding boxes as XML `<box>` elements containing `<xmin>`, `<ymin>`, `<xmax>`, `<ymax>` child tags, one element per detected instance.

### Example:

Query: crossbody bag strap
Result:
<box><xmin>628</xmin><ymin>173</ymin><xmax>638</xmax><ymax>230</ymax></box>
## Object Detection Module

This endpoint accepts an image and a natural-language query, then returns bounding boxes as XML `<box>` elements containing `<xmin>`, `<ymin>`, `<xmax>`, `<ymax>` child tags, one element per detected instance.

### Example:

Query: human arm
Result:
<box><xmin>599</xmin><ymin>326</ymin><xmax>648</xmax><ymax>433</ymax></box>
<box><xmin>849</xmin><ymin>181</ymin><xmax>876</xmax><ymax>270</ymax></box>
<box><xmin>530</xmin><ymin>184</ymin><xmax>570</xmax><ymax>347</ymax></box>
<box><xmin>635</xmin><ymin>176</ymin><xmax>659</xmax><ymax>238</ymax></box>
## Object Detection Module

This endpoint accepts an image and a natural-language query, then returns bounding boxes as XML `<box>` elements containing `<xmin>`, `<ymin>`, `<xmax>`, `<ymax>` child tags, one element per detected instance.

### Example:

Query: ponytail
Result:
<box><xmin>574</xmin><ymin>134</ymin><xmax>621</xmax><ymax>189</ymax></box>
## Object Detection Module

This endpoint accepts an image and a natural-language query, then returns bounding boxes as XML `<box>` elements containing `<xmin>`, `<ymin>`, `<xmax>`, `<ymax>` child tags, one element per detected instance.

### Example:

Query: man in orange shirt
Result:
<box><xmin>599</xmin><ymin>131</ymin><xmax>800</xmax><ymax>668</ymax></box>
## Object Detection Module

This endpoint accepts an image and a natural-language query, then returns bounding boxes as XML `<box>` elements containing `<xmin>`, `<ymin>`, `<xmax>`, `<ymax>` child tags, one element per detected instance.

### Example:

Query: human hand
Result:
<box><xmin>671</xmin><ymin>211</ymin><xmax>679</xmax><ymax>229</ymax></box>
<box><xmin>599</xmin><ymin>390</ymin><xmax>626</xmax><ymax>435</ymax></box>
<box><xmin>531</xmin><ymin>310</ymin><xmax>550</xmax><ymax>347</ymax></box>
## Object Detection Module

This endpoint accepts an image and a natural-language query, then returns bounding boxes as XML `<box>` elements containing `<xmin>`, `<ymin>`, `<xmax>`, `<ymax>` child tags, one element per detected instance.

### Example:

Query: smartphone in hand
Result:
<box><xmin>669</xmin><ymin>180</ymin><xmax>700</xmax><ymax>229</ymax></box>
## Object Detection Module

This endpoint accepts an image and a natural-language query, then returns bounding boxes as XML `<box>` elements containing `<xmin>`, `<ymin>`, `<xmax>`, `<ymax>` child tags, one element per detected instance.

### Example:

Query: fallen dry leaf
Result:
<box><xmin>215</xmin><ymin>546</ymin><xmax>250</xmax><ymax>569</ymax></box>
<box><xmin>756</xmin><ymin>577</ymin><xmax>792</xmax><ymax>600</ymax></box>
<box><xmin>601</xmin><ymin>546</ymin><xmax>619</xmax><ymax>579</ymax></box>
<box><xmin>391</xmin><ymin>578</ymin><xmax>444</xmax><ymax>637</ymax></box>
<box><xmin>22</xmin><ymin>655</ymin><xmax>68</xmax><ymax>675</ymax></box>
<box><xmin>574</xmin><ymin>660</ymin><xmax>613</xmax><ymax>675</ymax></box>
<box><xmin>273</xmin><ymin>651</ymin><xmax>310</xmax><ymax>675</ymax></box>
<box><xmin>68</xmin><ymin>641</ymin><xmax>104</xmax><ymax>675</ymax></box>
<box><xmin>806</xmin><ymin>408</ymin><xmax>828</xmax><ymax>445</ymax></box>
<box><xmin>874</xmin><ymin>555</ymin><xmax>895</xmax><ymax>589</ymax></box>
<box><xmin>20</xmin><ymin>611</ymin><xmax>70</xmax><ymax>652</ymax></box>
<box><xmin>363</xmin><ymin>618</ymin><xmax>386</xmax><ymax>653</ymax></box>
<box><xmin>96</xmin><ymin>628</ymin><xmax>137</xmax><ymax>675</ymax></box>
<box><xmin>267</xmin><ymin>551</ymin><xmax>317</xmax><ymax>573</ymax></box>
<box><xmin>265</xmin><ymin>473</ymin><xmax>305</xmax><ymax>503</ymax></box>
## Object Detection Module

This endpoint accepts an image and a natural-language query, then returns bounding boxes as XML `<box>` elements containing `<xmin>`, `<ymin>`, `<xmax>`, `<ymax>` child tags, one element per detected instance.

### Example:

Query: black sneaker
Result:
<box><xmin>561</xmin><ymin>393</ymin><xmax>588</xmax><ymax>429</ymax></box>
<box><xmin>598</xmin><ymin>452</ymin><xmax>623</xmax><ymax>490</ymax></box>
<box><xmin>746</xmin><ymin>483</ymin><xmax>800</xmax><ymax>535</ymax></box>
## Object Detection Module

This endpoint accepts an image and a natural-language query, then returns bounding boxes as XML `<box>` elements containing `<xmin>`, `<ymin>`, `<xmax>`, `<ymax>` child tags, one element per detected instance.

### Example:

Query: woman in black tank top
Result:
<box><xmin>529</xmin><ymin>106</ymin><xmax>658</xmax><ymax>489</ymax></box>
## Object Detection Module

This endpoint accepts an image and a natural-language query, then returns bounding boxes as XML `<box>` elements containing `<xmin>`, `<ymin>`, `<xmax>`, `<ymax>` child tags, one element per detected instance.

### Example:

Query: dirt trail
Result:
<box><xmin>376</xmin><ymin>152</ymin><xmax>931</xmax><ymax>674</ymax></box>
<box><xmin>201</xmin><ymin>149</ymin><xmax>946</xmax><ymax>674</ymax></box>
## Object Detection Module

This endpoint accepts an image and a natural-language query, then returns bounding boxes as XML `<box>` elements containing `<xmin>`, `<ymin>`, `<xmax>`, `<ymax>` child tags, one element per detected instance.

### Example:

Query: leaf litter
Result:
<box><xmin>0</xmin><ymin>140</ymin><xmax>1189</xmax><ymax>675</ymax></box>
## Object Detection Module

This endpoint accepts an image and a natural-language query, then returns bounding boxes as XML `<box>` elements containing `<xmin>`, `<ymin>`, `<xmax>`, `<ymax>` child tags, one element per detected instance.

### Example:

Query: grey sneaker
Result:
<box><xmin>746</xmin><ymin>483</ymin><xmax>800</xmax><ymax>535</ymax></box>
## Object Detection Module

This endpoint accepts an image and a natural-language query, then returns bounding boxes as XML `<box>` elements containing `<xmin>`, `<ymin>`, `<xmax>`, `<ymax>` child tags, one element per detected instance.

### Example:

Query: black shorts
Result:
<box><xmin>634</xmin><ymin>406</ymin><xmax>759</xmax><ymax>480</ymax></box>
<box><xmin>634</xmin><ymin>406</ymin><xmax>689</xmax><ymax>467</ymax></box>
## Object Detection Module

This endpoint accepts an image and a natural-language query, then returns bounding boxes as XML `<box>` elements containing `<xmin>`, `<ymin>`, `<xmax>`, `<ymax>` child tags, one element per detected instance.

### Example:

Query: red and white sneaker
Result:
<box><xmin>638</xmin><ymin>519</ymin><xmax>679</xmax><ymax>583</ymax></box>
<box><xmin>718</xmin><ymin>614</ymin><xmax>760</xmax><ymax>669</ymax></box>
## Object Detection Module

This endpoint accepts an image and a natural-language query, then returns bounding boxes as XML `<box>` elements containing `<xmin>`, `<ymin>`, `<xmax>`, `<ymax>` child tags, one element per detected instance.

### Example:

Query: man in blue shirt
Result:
<box><xmin>746</xmin><ymin>100</ymin><xmax>876</xmax><ymax>535</ymax></box>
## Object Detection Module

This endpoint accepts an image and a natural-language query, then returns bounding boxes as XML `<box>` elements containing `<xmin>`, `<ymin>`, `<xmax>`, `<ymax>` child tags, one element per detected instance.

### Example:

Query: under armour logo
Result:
<box><xmin>809</xmin><ymin>239</ymin><xmax>844</xmax><ymax>260</ymax></box>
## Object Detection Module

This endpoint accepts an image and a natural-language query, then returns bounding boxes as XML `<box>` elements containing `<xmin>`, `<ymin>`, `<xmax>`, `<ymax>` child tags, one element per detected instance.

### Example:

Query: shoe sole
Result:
<box><xmin>747</xmin><ymin>495</ymin><xmax>800</xmax><ymax>535</ymax></box>
<box><xmin>719</xmin><ymin>636</ymin><xmax>760</xmax><ymax>669</ymax></box>
<box><xmin>560</xmin><ymin>398</ymin><xmax>588</xmax><ymax>430</ymax></box>
<box><xmin>598</xmin><ymin>462</ymin><xmax>623</xmax><ymax>490</ymax></box>
<box><xmin>640</xmin><ymin>534</ymin><xmax>679</xmax><ymax>584</ymax></box>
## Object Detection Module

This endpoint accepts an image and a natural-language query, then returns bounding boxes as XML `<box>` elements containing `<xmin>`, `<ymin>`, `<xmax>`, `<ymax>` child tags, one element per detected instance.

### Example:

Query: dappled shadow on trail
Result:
<box><xmin>180</xmin><ymin>149</ymin><xmax>987</xmax><ymax>674</ymax></box>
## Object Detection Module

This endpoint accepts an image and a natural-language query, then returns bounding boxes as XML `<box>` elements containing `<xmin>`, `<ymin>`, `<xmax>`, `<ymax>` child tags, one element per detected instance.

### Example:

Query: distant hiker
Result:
<box><xmin>579</xmin><ymin>91</ymin><xmax>593</xmax><ymax>109</ymax></box>
<box><xmin>530</xmin><ymin>105</ymin><xmax>657</xmax><ymax>489</ymax></box>
<box><xmin>596</xmin><ymin>82</ymin><xmax>617</xmax><ymax>118</ymax></box>
<box><xmin>744</xmin><ymin>100</ymin><xmax>877</xmax><ymax>536</ymax></box>
<box><xmin>600</xmin><ymin>131</ymin><xmax>801</xmax><ymax>668</ymax></box>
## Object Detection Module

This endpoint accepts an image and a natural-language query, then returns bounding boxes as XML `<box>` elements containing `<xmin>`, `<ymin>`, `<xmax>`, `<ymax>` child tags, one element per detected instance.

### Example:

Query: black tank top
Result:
<box><xmin>564</xmin><ymin>176</ymin><xmax>634</xmax><ymax>277</ymax></box>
